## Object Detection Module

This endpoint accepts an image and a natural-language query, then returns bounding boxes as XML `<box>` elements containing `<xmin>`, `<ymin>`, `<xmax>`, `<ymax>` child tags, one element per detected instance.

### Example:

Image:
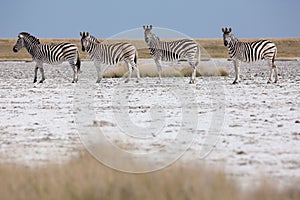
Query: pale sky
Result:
<box><xmin>1</xmin><ymin>0</ymin><xmax>299</xmax><ymax>38</ymax></box>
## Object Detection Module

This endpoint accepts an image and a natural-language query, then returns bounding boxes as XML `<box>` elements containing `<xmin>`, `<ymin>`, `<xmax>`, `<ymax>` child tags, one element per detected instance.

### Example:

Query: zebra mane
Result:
<box><xmin>151</xmin><ymin>32</ymin><xmax>160</xmax><ymax>41</ymax></box>
<box><xmin>89</xmin><ymin>35</ymin><xmax>100</xmax><ymax>43</ymax></box>
<box><xmin>228</xmin><ymin>32</ymin><xmax>239</xmax><ymax>42</ymax></box>
<box><xmin>19</xmin><ymin>32</ymin><xmax>40</xmax><ymax>44</ymax></box>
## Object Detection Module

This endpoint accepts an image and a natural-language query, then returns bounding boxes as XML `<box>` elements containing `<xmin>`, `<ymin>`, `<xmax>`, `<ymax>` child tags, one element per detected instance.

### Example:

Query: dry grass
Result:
<box><xmin>0</xmin><ymin>152</ymin><xmax>299</xmax><ymax>200</ymax></box>
<box><xmin>2</xmin><ymin>38</ymin><xmax>300</xmax><ymax>61</ymax></box>
<box><xmin>102</xmin><ymin>61</ymin><xmax>229</xmax><ymax>78</ymax></box>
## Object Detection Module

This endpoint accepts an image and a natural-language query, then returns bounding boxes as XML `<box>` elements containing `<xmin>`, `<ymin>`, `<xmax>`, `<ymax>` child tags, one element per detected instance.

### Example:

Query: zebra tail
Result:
<box><xmin>195</xmin><ymin>45</ymin><xmax>201</xmax><ymax>66</ymax></box>
<box><xmin>133</xmin><ymin>50</ymin><xmax>138</xmax><ymax>70</ymax></box>
<box><xmin>272</xmin><ymin>47</ymin><xmax>277</xmax><ymax>64</ymax></box>
<box><xmin>76</xmin><ymin>51</ymin><xmax>81</xmax><ymax>72</ymax></box>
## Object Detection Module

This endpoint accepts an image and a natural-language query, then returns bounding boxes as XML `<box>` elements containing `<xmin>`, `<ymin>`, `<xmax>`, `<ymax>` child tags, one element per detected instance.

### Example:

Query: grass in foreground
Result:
<box><xmin>0</xmin><ymin>152</ymin><xmax>299</xmax><ymax>200</ymax></box>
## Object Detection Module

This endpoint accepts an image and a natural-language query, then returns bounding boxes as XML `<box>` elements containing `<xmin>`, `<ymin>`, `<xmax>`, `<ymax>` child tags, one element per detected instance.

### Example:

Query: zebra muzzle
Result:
<box><xmin>224</xmin><ymin>41</ymin><xmax>228</xmax><ymax>47</ymax></box>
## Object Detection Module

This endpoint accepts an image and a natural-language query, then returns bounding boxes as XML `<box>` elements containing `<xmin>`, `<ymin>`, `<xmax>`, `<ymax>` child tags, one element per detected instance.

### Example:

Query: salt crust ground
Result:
<box><xmin>0</xmin><ymin>59</ymin><xmax>299</xmax><ymax>188</ymax></box>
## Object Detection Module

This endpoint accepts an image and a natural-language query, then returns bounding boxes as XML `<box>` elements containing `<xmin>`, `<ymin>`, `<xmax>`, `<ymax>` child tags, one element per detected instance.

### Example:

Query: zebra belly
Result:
<box><xmin>159</xmin><ymin>54</ymin><xmax>182</xmax><ymax>62</ymax></box>
<box><xmin>161</xmin><ymin>57</ymin><xmax>177</xmax><ymax>62</ymax></box>
<box><xmin>239</xmin><ymin>57</ymin><xmax>261</xmax><ymax>63</ymax></box>
<box><xmin>35</xmin><ymin>58</ymin><xmax>65</xmax><ymax>65</ymax></box>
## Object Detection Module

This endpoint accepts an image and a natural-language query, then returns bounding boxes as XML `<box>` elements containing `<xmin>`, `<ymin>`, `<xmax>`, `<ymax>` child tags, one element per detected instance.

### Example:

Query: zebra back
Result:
<box><xmin>19</xmin><ymin>32</ymin><xmax>40</xmax><ymax>44</ymax></box>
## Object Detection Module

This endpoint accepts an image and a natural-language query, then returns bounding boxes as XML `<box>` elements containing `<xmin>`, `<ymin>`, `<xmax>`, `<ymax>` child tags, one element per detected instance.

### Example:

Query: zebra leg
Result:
<box><xmin>96</xmin><ymin>65</ymin><xmax>103</xmax><ymax>83</ymax></box>
<box><xmin>131</xmin><ymin>61</ymin><xmax>140</xmax><ymax>83</ymax></box>
<box><xmin>189</xmin><ymin>66</ymin><xmax>196</xmax><ymax>84</ymax></box>
<box><xmin>267</xmin><ymin>60</ymin><xmax>274</xmax><ymax>84</ymax></box>
<box><xmin>72</xmin><ymin>66</ymin><xmax>78</xmax><ymax>83</ymax></box>
<box><xmin>232</xmin><ymin>60</ymin><xmax>240</xmax><ymax>84</ymax></box>
<box><xmin>125</xmin><ymin>61</ymin><xmax>133</xmax><ymax>83</ymax></box>
<box><xmin>269</xmin><ymin>60</ymin><xmax>278</xmax><ymax>83</ymax></box>
<box><xmin>188</xmin><ymin>57</ymin><xmax>197</xmax><ymax>84</ymax></box>
<box><xmin>39</xmin><ymin>64</ymin><xmax>46</xmax><ymax>83</ymax></box>
<box><xmin>273</xmin><ymin>64</ymin><xmax>278</xmax><ymax>83</ymax></box>
<box><xmin>33</xmin><ymin>64</ymin><xmax>39</xmax><ymax>83</ymax></box>
<box><xmin>155</xmin><ymin>59</ymin><xmax>162</xmax><ymax>83</ymax></box>
<box><xmin>96</xmin><ymin>64</ymin><xmax>110</xmax><ymax>83</ymax></box>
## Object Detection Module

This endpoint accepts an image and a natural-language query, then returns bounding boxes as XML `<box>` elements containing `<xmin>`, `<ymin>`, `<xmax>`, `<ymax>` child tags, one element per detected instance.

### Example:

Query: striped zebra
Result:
<box><xmin>222</xmin><ymin>27</ymin><xmax>278</xmax><ymax>84</ymax></box>
<box><xmin>13</xmin><ymin>32</ymin><xmax>81</xmax><ymax>83</ymax></box>
<box><xmin>80</xmin><ymin>32</ymin><xmax>140</xmax><ymax>83</ymax></box>
<box><xmin>143</xmin><ymin>25</ymin><xmax>201</xmax><ymax>84</ymax></box>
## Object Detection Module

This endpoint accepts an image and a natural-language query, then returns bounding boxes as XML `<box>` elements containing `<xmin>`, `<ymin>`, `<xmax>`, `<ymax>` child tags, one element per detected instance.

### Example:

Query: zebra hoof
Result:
<box><xmin>189</xmin><ymin>80</ymin><xmax>195</xmax><ymax>84</ymax></box>
<box><xmin>124</xmin><ymin>80</ymin><xmax>129</xmax><ymax>83</ymax></box>
<box><xmin>33</xmin><ymin>79</ymin><xmax>37</xmax><ymax>83</ymax></box>
<box><xmin>39</xmin><ymin>80</ymin><xmax>44</xmax><ymax>83</ymax></box>
<box><xmin>232</xmin><ymin>81</ymin><xmax>239</xmax><ymax>84</ymax></box>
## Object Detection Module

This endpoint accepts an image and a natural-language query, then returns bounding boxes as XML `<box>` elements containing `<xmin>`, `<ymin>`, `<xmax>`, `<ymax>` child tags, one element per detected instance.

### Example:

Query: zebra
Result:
<box><xmin>143</xmin><ymin>25</ymin><xmax>201</xmax><ymax>84</ymax></box>
<box><xmin>222</xmin><ymin>27</ymin><xmax>278</xmax><ymax>84</ymax></box>
<box><xmin>13</xmin><ymin>32</ymin><xmax>81</xmax><ymax>83</ymax></box>
<box><xmin>80</xmin><ymin>32</ymin><xmax>140</xmax><ymax>83</ymax></box>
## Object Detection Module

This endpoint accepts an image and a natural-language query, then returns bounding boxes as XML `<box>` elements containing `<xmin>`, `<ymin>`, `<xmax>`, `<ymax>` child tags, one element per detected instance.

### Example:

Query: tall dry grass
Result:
<box><xmin>0</xmin><ymin>152</ymin><xmax>299</xmax><ymax>200</ymax></box>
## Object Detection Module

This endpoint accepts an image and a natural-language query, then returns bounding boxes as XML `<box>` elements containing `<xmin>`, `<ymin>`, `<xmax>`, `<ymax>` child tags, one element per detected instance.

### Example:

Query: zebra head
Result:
<box><xmin>13</xmin><ymin>32</ymin><xmax>40</xmax><ymax>53</ymax></box>
<box><xmin>222</xmin><ymin>27</ymin><xmax>237</xmax><ymax>47</ymax></box>
<box><xmin>13</xmin><ymin>34</ymin><xmax>25</xmax><ymax>52</ymax></box>
<box><xmin>143</xmin><ymin>25</ymin><xmax>159</xmax><ymax>45</ymax></box>
<box><xmin>80</xmin><ymin>32</ymin><xmax>99</xmax><ymax>52</ymax></box>
<box><xmin>80</xmin><ymin>32</ymin><xmax>90</xmax><ymax>52</ymax></box>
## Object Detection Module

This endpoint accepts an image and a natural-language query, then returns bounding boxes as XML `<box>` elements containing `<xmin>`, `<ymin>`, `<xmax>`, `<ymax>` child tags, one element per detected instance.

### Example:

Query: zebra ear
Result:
<box><xmin>229</xmin><ymin>28</ymin><xmax>232</xmax><ymax>33</ymax></box>
<box><xmin>80</xmin><ymin>32</ymin><xmax>83</xmax><ymax>37</ymax></box>
<box><xmin>86</xmin><ymin>32</ymin><xmax>89</xmax><ymax>36</ymax></box>
<box><xmin>149</xmin><ymin>25</ymin><xmax>152</xmax><ymax>30</ymax></box>
<box><xmin>143</xmin><ymin>25</ymin><xmax>146</xmax><ymax>30</ymax></box>
<box><xmin>222</xmin><ymin>28</ymin><xmax>225</xmax><ymax>33</ymax></box>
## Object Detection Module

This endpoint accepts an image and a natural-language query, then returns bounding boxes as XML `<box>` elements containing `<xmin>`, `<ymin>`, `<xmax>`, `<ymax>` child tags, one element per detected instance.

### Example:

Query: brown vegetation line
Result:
<box><xmin>1</xmin><ymin>38</ymin><xmax>300</xmax><ymax>61</ymax></box>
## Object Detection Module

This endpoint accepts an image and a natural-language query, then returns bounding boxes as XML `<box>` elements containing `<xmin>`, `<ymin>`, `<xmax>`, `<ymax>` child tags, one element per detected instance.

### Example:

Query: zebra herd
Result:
<box><xmin>12</xmin><ymin>25</ymin><xmax>278</xmax><ymax>84</ymax></box>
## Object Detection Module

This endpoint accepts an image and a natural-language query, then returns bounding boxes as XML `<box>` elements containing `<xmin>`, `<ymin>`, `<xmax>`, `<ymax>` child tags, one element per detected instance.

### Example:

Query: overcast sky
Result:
<box><xmin>1</xmin><ymin>0</ymin><xmax>299</xmax><ymax>39</ymax></box>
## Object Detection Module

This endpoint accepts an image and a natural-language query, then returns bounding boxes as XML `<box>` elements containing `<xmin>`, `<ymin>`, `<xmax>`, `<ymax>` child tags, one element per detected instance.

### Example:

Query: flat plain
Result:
<box><xmin>0</xmin><ymin>37</ymin><xmax>299</xmax><ymax>199</ymax></box>
<box><xmin>1</xmin><ymin>58</ymin><xmax>299</xmax><ymax>180</ymax></box>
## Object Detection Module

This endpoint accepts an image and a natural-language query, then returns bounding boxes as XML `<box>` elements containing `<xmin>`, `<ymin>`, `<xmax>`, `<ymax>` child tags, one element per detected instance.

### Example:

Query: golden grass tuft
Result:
<box><xmin>179</xmin><ymin>66</ymin><xmax>202</xmax><ymax>77</ymax></box>
<box><xmin>0</xmin><ymin>152</ymin><xmax>299</xmax><ymax>200</ymax></box>
<box><xmin>219</xmin><ymin>67</ymin><xmax>229</xmax><ymax>76</ymax></box>
<box><xmin>101</xmin><ymin>61</ymin><xmax>228</xmax><ymax>78</ymax></box>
